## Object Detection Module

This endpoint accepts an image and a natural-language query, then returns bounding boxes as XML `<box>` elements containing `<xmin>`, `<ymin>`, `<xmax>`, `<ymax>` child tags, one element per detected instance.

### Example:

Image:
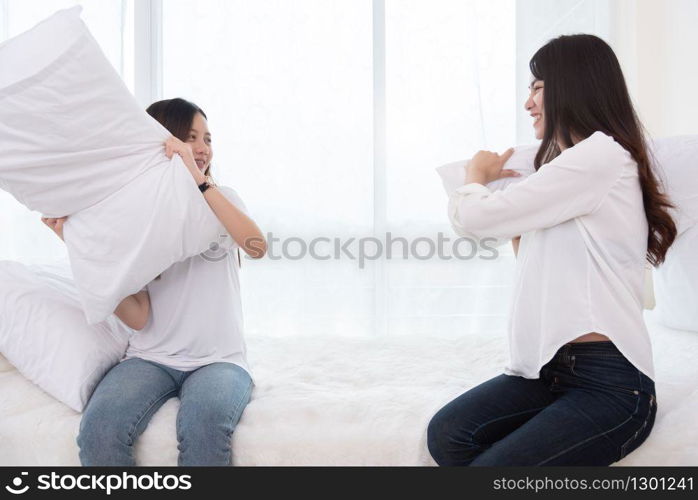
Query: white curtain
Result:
<box><xmin>1</xmin><ymin>0</ymin><xmax>614</xmax><ymax>338</ymax></box>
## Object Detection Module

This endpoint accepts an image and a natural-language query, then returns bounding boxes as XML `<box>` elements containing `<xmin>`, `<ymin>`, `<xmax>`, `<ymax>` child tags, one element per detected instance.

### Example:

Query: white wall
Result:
<box><xmin>624</xmin><ymin>0</ymin><xmax>698</xmax><ymax>137</ymax></box>
<box><xmin>516</xmin><ymin>0</ymin><xmax>698</xmax><ymax>141</ymax></box>
<box><xmin>515</xmin><ymin>0</ymin><xmax>612</xmax><ymax>144</ymax></box>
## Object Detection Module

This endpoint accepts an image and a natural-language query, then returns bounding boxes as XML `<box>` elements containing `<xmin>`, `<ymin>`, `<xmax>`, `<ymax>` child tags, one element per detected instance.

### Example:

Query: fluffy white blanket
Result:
<box><xmin>1</xmin><ymin>313</ymin><xmax>696</xmax><ymax>466</ymax></box>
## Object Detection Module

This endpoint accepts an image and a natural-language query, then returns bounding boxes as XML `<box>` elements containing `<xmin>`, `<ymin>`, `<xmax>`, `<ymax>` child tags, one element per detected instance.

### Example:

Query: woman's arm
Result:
<box><xmin>450</xmin><ymin>133</ymin><xmax>624</xmax><ymax>241</ymax></box>
<box><xmin>200</xmin><ymin>187</ymin><xmax>267</xmax><ymax>258</ymax></box>
<box><xmin>165</xmin><ymin>138</ymin><xmax>267</xmax><ymax>258</ymax></box>
<box><xmin>114</xmin><ymin>290</ymin><xmax>150</xmax><ymax>331</ymax></box>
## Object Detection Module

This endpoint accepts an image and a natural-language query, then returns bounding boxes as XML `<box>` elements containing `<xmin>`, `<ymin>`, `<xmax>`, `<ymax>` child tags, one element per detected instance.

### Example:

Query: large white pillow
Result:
<box><xmin>650</xmin><ymin>135</ymin><xmax>698</xmax><ymax>331</ymax></box>
<box><xmin>0</xmin><ymin>7</ymin><xmax>231</xmax><ymax>324</ymax></box>
<box><xmin>652</xmin><ymin>225</ymin><xmax>698</xmax><ymax>331</ymax></box>
<box><xmin>650</xmin><ymin>136</ymin><xmax>698</xmax><ymax>235</ymax></box>
<box><xmin>0</xmin><ymin>260</ymin><xmax>130</xmax><ymax>412</ymax></box>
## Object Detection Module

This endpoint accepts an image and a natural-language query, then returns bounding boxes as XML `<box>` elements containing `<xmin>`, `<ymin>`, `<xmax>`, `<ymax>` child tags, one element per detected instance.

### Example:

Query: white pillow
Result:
<box><xmin>652</xmin><ymin>225</ymin><xmax>698</xmax><ymax>331</ymax></box>
<box><xmin>0</xmin><ymin>260</ymin><xmax>130</xmax><ymax>412</ymax></box>
<box><xmin>0</xmin><ymin>7</ymin><xmax>230</xmax><ymax>324</ymax></box>
<box><xmin>650</xmin><ymin>135</ymin><xmax>698</xmax><ymax>331</ymax></box>
<box><xmin>435</xmin><ymin>145</ymin><xmax>537</xmax><ymax>198</ymax></box>
<box><xmin>650</xmin><ymin>135</ymin><xmax>698</xmax><ymax>235</ymax></box>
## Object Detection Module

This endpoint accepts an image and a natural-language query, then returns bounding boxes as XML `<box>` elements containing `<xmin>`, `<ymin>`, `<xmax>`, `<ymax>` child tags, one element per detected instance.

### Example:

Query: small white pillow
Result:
<box><xmin>435</xmin><ymin>145</ymin><xmax>537</xmax><ymax>198</ymax></box>
<box><xmin>0</xmin><ymin>7</ymin><xmax>231</xmax><ymax>324</ymax></box>
<box><xmin>435</xmin><ymin>145</ymin><xmax>537</xmax><ymax>249</ymax></box>
<box><xmin>0</xmin><ymin>260</ymin><xmax>130</xmax><ymax>412</ymax></box>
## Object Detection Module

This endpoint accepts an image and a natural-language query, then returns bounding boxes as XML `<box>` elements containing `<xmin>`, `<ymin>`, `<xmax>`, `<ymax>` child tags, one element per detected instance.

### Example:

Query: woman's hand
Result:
<box><xmin>164</xmin><ymin>137</ymin><xmax>206</xmax><ymax>184</ymax></box>
<box><xmin>468</xmin><ymin>148</ymin><xmax>518</xmax><ymax>184</ymax></box>
<box><xmin>41</xmin><ymin>216</ymin><xmax>67</xmax><ymax>241</ymax></box>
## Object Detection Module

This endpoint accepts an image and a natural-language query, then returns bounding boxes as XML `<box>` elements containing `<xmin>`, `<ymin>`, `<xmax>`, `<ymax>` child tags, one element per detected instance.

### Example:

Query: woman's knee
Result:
<box><xmin>178</xmin><ymin>365</ymin><xmax>252</xmax><ymax>431</ymax></box>
<box><xmin>77</xmin><ymin>411</ymin><xmax>134</xmax><ymax>465</ymax></box>
<box><xmin>427</xmin><ymin>407</ymin><xmax>478</xmax><ymax>466</ymax></box>
<box><xmin>178</xmin><ymin>392</ymin><xmax>249</xmax><ymax>439</ymax></box>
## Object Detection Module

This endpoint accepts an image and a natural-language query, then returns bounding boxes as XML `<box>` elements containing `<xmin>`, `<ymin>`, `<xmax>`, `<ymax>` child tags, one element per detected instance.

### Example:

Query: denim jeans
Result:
<box><xmin>427</xmin><ymin>341</ymin><xmax>656</xmax><ymax>466</ymax></box>
<box><xmin>77</xmin><ymin>357</ymin><xmax>253</xmax><ymax>466</ymax></box>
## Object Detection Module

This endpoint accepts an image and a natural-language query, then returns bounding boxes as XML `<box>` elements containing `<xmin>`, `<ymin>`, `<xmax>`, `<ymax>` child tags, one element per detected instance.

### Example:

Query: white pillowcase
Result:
<box><xmin>0</xmin><ymin>7</ymin><xmax>231</xmax><ymax>324</ymax></box>
<box><xmin>652</xmin><ymin>225</ymin><xmax>698</xmax><ymax>331</ymax></box>
<box><xmin>435</xmin><ymin>145</ymin><xmax>537</xmax><ymax>249</ymax></box>
<box><xmin>435</xmin><ymin>145</ymin><xmax>537</xmax><ymax>198</ymax></box>
<box><xmin>650</xmin><ymin>135</ymin><xmax>698</xmax><ymax>331</ymax></box>
<box><xmin>0</xmin><ymin>260</ymin><xmax>130</xmax><ymax>412</ymax></box>
<box><xmin>650</xmin><ymin>135</ymin><xmax>698</xmax><ymax>235</ymax></box>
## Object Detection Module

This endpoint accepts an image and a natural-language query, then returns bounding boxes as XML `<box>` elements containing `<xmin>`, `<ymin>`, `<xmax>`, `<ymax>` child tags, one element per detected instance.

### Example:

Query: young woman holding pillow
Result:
<box><xmin>43</xmin><ymin>98</ymin><xmax>266</xmax><ymax>466</ymax></box>
<box><xmin>427</xmin><ymin>35</ymin><xmax>677</xmax><ymax>466</ymax></box>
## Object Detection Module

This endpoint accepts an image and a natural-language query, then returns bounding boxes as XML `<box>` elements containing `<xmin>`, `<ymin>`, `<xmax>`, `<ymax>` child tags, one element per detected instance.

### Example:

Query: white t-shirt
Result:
<box><xmin>448</xmin><ymin>131</ymin><xmax>654</xmax><ymax>380</ymax></box>
<box><xmin>124</xmin><ymin>186</ymin><xmax>251</xmax><ymax>377</ymax></box>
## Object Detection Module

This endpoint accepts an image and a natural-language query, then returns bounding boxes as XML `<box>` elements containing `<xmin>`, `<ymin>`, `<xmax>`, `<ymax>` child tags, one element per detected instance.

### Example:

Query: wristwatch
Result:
<box><xmin>198</xmin><ymin>175</ymin><xmax>216</xmax><ymax>193</ymax></box>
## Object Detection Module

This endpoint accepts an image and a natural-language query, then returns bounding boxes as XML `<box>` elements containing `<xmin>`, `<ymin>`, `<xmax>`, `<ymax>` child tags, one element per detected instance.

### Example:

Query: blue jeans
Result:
<box><xmin>428</xmin><ymin>341</ymin><xmax>656</xmax><ymax>466</ymax></box>
<box><xmin>77</xmin><ymin>357</ymin><xmax>253</xmax><ymax>466</ymax></box>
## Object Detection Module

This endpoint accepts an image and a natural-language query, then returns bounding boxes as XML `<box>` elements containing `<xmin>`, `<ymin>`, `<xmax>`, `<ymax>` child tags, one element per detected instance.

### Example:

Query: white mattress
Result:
<box><xmin>1</xmin><ymin>313</ymin><xmax>696</xmax><ymax>466</ymax></box>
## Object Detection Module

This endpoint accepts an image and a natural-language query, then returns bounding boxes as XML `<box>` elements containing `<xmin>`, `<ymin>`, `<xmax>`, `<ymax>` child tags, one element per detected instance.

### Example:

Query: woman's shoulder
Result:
<box><xmin>551</xmin><ymin>131</ymin><xmax>632</xmax><ymax>172</ymax></box>
<box><xmin>575</xmin><ymin>131</ymin><xmax>629</xmax><ymax>158</ymax></box>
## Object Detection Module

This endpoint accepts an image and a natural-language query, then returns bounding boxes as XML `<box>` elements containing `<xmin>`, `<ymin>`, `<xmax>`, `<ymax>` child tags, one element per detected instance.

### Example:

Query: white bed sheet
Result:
<box><xmin>0</xmin><ymin>313</ymin><xmax>695</xmax><ymax>466</ymax></box>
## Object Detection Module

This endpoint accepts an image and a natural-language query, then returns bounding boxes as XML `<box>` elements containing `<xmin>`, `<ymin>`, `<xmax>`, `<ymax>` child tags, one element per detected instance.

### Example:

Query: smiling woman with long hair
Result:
<box><xmin>427</xmin><ymin>34</ymin><xmax>677</xmax><ymax>466</ymax></box>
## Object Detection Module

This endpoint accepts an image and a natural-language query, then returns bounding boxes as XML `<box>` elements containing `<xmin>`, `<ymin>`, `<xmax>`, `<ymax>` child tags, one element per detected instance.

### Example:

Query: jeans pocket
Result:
<box><xmin>619</xmin><ymin>393</ymin><xmax>656</xmax><ymax>460</ymax></box>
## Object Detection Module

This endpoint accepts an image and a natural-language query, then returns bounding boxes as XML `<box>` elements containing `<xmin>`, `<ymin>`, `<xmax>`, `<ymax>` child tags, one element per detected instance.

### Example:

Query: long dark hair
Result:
<box><xmin>146</xmin><ymin>98</ymin><xmax>212</xmax><ymax>178</ymax></box>
<box><xmin>529</xmin><ymin>34</ymin><xmax>676</xmax><ymax>266</ymax></box>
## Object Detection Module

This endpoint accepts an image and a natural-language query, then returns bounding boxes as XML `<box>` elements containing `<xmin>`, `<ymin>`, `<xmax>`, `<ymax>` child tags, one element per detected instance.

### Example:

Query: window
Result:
<box><xmin>2</xmin><ymin>0</ymin><xmax>614</xmax><ymax>338</ymax></box>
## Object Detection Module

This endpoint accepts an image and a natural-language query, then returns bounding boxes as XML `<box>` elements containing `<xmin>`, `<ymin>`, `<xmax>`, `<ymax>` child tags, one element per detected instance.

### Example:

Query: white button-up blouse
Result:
<box><xmin>448</xmin><ymin>131</ymin><xmax>654</xmax><ymax>380</ymax></box>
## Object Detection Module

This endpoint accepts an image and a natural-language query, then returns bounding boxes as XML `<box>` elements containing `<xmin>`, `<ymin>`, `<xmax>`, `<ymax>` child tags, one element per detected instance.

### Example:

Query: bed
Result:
<box><xmin>1</xmin><ymin>312</ymin><xmax>696</xmax><ymax>466</ymax></box>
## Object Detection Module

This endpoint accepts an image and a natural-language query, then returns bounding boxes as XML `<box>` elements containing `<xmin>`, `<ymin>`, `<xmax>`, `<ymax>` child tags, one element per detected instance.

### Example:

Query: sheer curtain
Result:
<box><xmin>1</xmin><ymin>0</ymin><xmax>614</xmax><ymax>338</ymax></box>
<box><xmin>161</xmin><ymin>0</ymin><xmax>520</xmax><ymax>337</ymax></box>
